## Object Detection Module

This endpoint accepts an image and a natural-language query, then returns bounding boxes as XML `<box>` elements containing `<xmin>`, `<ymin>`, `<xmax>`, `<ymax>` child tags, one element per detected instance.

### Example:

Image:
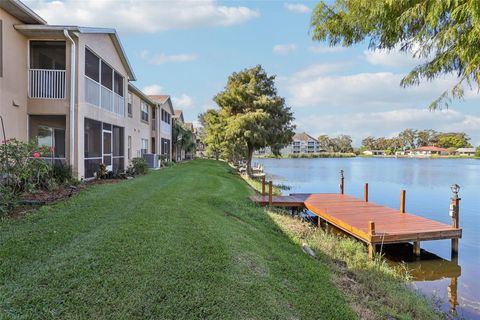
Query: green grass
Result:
<box><xmin>0</xmin><ymin>160</ymin><xmax>355</xmax><ymax>319</ymax></box>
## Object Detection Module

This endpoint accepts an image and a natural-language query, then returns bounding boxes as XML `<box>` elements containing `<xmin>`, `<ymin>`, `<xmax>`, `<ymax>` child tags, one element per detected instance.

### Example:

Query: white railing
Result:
<box><xmin>85</xmin><ymin>76</ymin><xmax>124</xmax><ymax>116</ymax></box>
<box><xmin>29</xmin><ymin>69</ymin><xmax>66</xmax><ymax>99</ymax></box>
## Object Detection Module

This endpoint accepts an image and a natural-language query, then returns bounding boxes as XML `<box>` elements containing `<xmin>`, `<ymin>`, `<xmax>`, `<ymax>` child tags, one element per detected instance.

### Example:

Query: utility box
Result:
<box><xmin>143</xmin><ymin>153</ymin><xmax>159</xmax><ymax>169</ymax></box>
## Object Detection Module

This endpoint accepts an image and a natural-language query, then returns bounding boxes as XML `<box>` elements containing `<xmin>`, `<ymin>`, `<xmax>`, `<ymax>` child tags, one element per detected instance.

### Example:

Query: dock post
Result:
<box><xmin>400</xmin><ymin>190</ymin><xmax>406</xmax><ymax>213</ymax></box>
<box><xmin>364</xmin><ymin>183</ymin><xmax>369</xmax><ymax>202</ymax></box>
<box><xmin>368</xmin><ymin>221</ymin><xmax>376</xmax><ymax>260</ymax></box>
<box><xmin>450</xmin><ymin>184</ymin><xmax>461</xmax><ymax>255</ymax></box>
<box><xmin>262</xmin><ymin>176</ymin><xmax>266</xmax><ymax>196</ymax></box>
<box><xmin>413</xmin><ymin>241</ymin><xmax>421</xmax><ymax>257</ymax></box>
<box><xmin>268</xmin><ymin>181</ymin><xmax>273</xmax><ymax>208</ymax></box>
<box><xmin>340</xmin><ymin>170</ymin><xmax>344</xmax><ymax>195</ymax></box>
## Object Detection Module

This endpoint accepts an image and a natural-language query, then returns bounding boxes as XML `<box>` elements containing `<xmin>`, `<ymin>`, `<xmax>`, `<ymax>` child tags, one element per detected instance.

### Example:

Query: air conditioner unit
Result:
<box><xmin>143</xmin><ymin>153</ymin><xmax>159</xmax><ymax>169</ymax></box>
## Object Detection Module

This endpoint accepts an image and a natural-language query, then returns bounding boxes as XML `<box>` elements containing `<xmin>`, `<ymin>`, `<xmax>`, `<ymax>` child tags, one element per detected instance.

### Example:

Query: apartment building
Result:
<box><xmin>256</xmin><ymin>132</ymin><xmax>322</xmax><ymax>156</ymax></box>
<box><xmin>0</xmin><ymin>0</ymin><xmax>175</xmax><ymax>178</ymax></box>
<box><xmin>149</xmin><ymin>95</ymin><xmax>173</xmax><ymax>161</ymax></box>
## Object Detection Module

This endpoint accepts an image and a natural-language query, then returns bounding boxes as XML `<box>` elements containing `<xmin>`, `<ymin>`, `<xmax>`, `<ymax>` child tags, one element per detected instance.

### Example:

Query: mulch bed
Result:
<box><xmin>3</xmin><ymin>178</ymin><xmax>124</xmax><ymax>220</ymax></box>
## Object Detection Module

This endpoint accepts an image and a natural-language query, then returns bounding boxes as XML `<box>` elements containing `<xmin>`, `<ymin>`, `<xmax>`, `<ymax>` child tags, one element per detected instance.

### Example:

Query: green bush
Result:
<box><xmin>0</xmin><ymin>184</ymin><xmax>17</xmax><ymax>217</ymax></box>
<box><xmin>127</xmin><ymin>158</ymin><xmax>148</xmax><ymax>176</ymax></box>
<box><xmin>51</xmin><ymin>163</ymin><xmax>75</xmax><ymax>185</ymax></box>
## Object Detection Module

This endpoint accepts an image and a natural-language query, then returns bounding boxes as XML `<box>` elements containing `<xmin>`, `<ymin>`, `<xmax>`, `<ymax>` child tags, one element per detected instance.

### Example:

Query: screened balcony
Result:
<box><xmin>28</xmin><ymin>41</ymin><xmax>66</xmax><ymax>99</ymax></box>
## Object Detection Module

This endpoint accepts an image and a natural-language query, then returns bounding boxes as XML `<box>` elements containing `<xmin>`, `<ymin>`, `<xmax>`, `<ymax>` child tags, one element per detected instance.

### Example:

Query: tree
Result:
<box><xmin>361</xmin><ymin>136</ymin><xmax>376</xmax><ymax>150</ymax></box>
<box><xmin>476</xmin><ymin>146</ymin><xmax>480</xmax><ymax>157</ymax></box>
<box><xmin>213</xmin><ymin>66</ymin><xmax>295</xmax><ymax>175</ymax></box>
<box><xmin>331</xmin><ymin>135</ymin><xmax>353</xmax><ymax>153</ymax></box>
<box><xmin>417</xmin><ymin>129</ymin><xmax>437</xmax><ymax>147</ymax></box>
<box><xmin>199</xmin><ymin>109</ymin><xmax>224</xmax><ymax>160</ymax></box>
<box><xmin>398</xmin><ymin>129</ymin><xmax>417</xmax><ymax>150</ymax></box>
<box><xmin>435</xmin><ymin>132</ymin><xmax>472</xmax><ymax>148</ymax></box>
<box><xmin>311</xmin><ymin>1</ymin><xmax>480</xmax><ymax>109</ymax></box>
<box><xmin>318</xmin><ymin>134</ymin><xmax>334</xmax><ymax>151</ymax></box>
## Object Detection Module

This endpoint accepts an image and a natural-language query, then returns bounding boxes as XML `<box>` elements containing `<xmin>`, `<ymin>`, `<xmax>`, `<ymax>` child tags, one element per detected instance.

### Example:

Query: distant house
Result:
<box><xmin>456</xmin><ymin>148</ymin><xmax>476</xmax><ymax>156</ymax></box>
<box><xmin>411</xmin><ymin>146</ymin><xmax>449</xmax><ymax>157</ymax></box>
<box><xmin>362</xmin><ymin>150</ymin><xmax>385</xmax><ymax>156</ymax></box>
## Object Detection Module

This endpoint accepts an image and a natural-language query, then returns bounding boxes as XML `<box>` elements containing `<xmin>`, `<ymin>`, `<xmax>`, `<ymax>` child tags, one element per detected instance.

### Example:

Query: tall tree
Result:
<box><xmin>435</xmin><ymin>132</ymin><xmax>472</xmax><ymax>148</ymax></box>
<box><xmin>398</xmin><ymin>129</ymin><xmax>417</xmax><ymax>150</ymax></box>
<box><xmin>331</xmin><ymin>135</ymin><xmax>353</xmax><ymax>153</ymax></box>
<box><xmin>416</xmin><ymin>129</ymin><xmax>437</xmax><ymax>147</ymax></box>
<box><xmin>198</xmin><ymin>109</ymin><xmax>225</xmax><ymax>160</ymax></box>
<box><xmin>311</xmin><ymin>1</ymin><xmax>480</xmax><ymax>109</ymax></box>
<box><xmin>318</xmin><ymin>134</ymin><xmax>333</xmax><ymax>151</ymax></box>
<box><xmin>214</xmin><ymin>65</ymin><xmax>295</xmax><ymax>175</ymax></box>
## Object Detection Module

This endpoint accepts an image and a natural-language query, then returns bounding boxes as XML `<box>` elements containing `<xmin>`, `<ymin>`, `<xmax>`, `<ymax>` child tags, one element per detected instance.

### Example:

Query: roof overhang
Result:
<box><xmin>128</xmin><ymin>83</ymin><xmax>155</xmax><ymax>106</ymax></box>
<box><xmin>0</xmin><ymin>0</ymin><xmax>46</xmax><ymax>24</ymax></box>
<box><xmin>14</xmin><ymin>25</ymin><xmax>136</xmax><ymax>80</ymax></box>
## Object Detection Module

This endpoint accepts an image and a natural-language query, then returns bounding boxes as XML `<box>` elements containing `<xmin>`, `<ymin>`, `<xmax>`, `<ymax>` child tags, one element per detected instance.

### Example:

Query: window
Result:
<box><xmin>101</xmin><ymin>61</ymin><xmax>112</xmax><ymax>89</ymax></box>
<box><xmin>85</xmin><ymin>48</ymin><xmax>99</xmax><ymax>81</ymax></box>
<box><xmin>141</xmin><ymin>101</ymin><xmax>149</xmax><ymax>122</ymax></box>
<box><xmin>30</xmin><ymin>41</ymin><xmax>66</xmax><ymax>70</ymax></box>
<box><xmin>141</xmin><ymin>139</ymin><xmax>148</xmax><ymax>156</ymax></box>
<box><xmin>29</xmin><ymin>115</ymin><xmax>66</xmax><ymax>161</ymax></box>
<box><xmin>127</xmin><ymin>93</ymin><xmax>133</xmax><ymax>117</ymax></box>
<box><xmin>128</xmin><ymin>136</ymin><xmax>132</xmax><ymax>160</ymax></box>
<box><xmin>113</xmin><ymin>71</ymin><xmax>123</xmax><ymax>97</ymax></box>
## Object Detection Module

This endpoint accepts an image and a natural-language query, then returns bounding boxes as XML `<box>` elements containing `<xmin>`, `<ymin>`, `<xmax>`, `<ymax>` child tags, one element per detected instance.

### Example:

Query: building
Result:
<box><xmin>411</xmin><ymin>146</ymin><xmax>449</xmax><ymax>157</ymax></box>
<box><xmin>149</xmin><ymin>95</ymin><xmax>173</xmax><ymax>161</ymax></box>
<box><xmin>172</xmin><ymin>109</ymin><xmax>185</xmax><ymax>161</ymax></box>
<box><xmin>281</xmin><ymin>132</ymin><xmax>321</xmax><ymax>154</ymax></box>
<box><xmin>362</xmin><ymin>150</ymin><xmax>386</xmax><ymax>156</ymax></box>
<box><xmin>455</xmin><ymin>148</ymin><xmax>476</xmax><ymax>156</ymax></box>
<box><xmin>0</xmin><ymin>0</ymin><xmax>177</xmax><ymax>178</ymax></box>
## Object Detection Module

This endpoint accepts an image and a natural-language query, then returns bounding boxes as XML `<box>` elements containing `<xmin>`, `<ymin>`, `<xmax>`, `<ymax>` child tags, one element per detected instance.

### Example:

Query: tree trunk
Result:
<box><xmin>247</xmin><ymin>144</ymin><xmax>254</xmax><ymax>177</ymax></box>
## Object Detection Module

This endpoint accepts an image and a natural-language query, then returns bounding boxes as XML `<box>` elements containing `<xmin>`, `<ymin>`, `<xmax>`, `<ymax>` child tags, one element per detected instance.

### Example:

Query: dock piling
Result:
<box><xmin>262</xmin><ymin>176</ymin><xmax>266</xmax><ymax>196</ymax></box>
<box><xmin>340</xmin><ymin>170</ymin><xmax>344</xmax><ymax>195</ymax></box>
<box><xmin>364</xmin><ymin>183</ymin><xmax>369</xmax><ymax>202</ymax></box>
<box><xmin>400</xmin><ymin>190</ymin><xmax>406</xmax><ymax>213</ymax></box>
<box><xmin>368</xmin><ymin>221</ymin><xmax>376</xmax><ymax>260</ymax></box>
<box><xmin>268</xmin><ymin>181</ymin><xmax>273</xmax><ymax>208</ymax></box>
<box><xmin>450</xmin><ymin>184</ymin><xmax>461</xmax><ymax>255</ymax></box>
<box><xmin>413</xmin><ymin>241</ymin><xmax>421</xmax><ymax>257</ymax></box>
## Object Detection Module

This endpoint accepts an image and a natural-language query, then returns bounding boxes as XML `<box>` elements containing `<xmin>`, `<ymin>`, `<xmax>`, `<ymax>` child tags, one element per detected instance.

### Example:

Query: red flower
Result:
<box><xmin>32</xmin><ymin>152</ymin><xmax>41</xmax><ymax>158</ymax></box>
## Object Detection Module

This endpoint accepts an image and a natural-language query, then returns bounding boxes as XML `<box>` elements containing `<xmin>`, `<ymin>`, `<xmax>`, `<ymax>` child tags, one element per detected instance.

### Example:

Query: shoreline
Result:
<box><xmin>254</xmin><ymin>153</ymin><xmax>479</xmax><ymax>160</ymax></box>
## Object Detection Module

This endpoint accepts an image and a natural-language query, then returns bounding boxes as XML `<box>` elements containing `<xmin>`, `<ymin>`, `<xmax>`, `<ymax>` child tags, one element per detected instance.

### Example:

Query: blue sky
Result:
<box><xmin>27</xmin><ymin>0</ymin><xmax>480</xmax><ymax>146</ymax></box>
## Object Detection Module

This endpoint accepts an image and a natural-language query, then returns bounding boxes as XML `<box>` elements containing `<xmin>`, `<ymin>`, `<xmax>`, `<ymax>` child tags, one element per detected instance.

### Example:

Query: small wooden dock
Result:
<box><xmin>250</xmin><ymin>173</ymin><xmax>462</xmax><ymax>259</ymax></box>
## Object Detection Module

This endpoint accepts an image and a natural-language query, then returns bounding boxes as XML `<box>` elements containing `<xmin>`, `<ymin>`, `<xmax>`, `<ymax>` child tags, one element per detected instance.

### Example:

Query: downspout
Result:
<box><xmin>64</xmin><ymin>30</ymin><xmax>76</xmax><ymax>168</ymax></box>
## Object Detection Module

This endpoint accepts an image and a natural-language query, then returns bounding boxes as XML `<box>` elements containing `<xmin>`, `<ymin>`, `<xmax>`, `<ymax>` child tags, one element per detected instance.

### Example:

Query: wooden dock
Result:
<box><xmin>250</xmin><ymin>174</ymin><xmax>462</xmax><ymax>259</ymax></box>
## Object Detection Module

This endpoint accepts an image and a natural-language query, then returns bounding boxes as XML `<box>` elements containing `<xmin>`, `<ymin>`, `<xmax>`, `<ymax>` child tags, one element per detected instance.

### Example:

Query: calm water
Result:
<box><xmin>255</xmin><ymin>157</ymin><xmax>480</xmax><ymax>319</ymax></box>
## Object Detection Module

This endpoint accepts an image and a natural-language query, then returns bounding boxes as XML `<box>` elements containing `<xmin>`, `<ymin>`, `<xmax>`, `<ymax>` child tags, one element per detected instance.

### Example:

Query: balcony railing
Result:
<box><xmin>85</xmin><ymin>76</ymin><xmax>124</xmax><ymax>116</ymax></box>
<box><xmin>29</xmin><ymin>69</ymin><xmax>66</xmax><ymax>99</ymax></box>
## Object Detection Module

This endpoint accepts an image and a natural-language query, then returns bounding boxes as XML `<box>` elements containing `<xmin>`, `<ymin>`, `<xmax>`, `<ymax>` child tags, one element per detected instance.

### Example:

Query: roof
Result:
<box><xmin>128</xmin><ymin>83</ymin><xmax>155</xmax><ymax>106</ymax></box>
<box><xmin>149</xmin><ymin>95</ymin><xmax>170</xmax><ymax>105</ymax></box>
<box><xmin>0</xmin><ymin>0</ymin><xmax>46</xmax><ymax>24</ymax></box>
<box><xmin>173</xmin><ymin>110</ymin><xmax>184</xmax><ymax>123</ymax></box>
<box><xmin>456</xmin><ymin>148</ymin><xmax>476</xmax><ymax>152</ymax></box>
<box><xmin>293</xmin><ymin>132</ymin><xmax>318</xmax><ymax>142</ymax></box>
<box><xmin>14</xmin><ymin>25</ymin><xmax>136</xmax><ymax>80</ymax></box>
<box><xmin>415</xmin><ymin>146</ymin><xmax>448</xmax><ymax>152</ymax></box>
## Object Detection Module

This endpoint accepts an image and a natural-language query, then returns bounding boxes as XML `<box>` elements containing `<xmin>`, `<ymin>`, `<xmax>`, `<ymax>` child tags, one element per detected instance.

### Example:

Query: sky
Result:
<box><xmin>25</xmin><ymin>0</ymin><xmax>480</xmax><ymax>147</ymax></box>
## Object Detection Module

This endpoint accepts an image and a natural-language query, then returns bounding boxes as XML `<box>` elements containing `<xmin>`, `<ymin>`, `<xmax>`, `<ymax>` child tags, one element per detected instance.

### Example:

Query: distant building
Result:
<box><xmin>255</xmin><ymin>132</ymin><xmax>322</xmax><ymax>155</ymax></box>
<box><xmin>411</xmin><ymin>146</ymin><xmax>449</xmax><ymax>156</ymax></box>
<box><xmin>456</xmin><ymin>148</ymin><xmax>476</xmax><ymax>156</ymax></box>
<box><xmin>362</xmin><ymin>150</ymin><xmax>385</xmax><ymax>156</ymax></box>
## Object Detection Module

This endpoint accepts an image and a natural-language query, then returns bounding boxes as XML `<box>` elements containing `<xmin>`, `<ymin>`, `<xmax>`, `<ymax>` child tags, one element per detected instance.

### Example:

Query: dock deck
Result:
<box><xmin>250</xmin><ymin>192</ymin><xmax>462</xmax><ymax>258</ymax></box>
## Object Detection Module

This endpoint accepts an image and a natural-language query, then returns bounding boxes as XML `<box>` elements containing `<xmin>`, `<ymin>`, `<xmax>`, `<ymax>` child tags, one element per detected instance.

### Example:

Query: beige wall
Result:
<box><xmin>125</xmin><ymin>90</ymin><xmax>152</xmax><ymax>162</ymax></box>
<box><xmin>0</xmin><ymin>7</ymin><xmax>28</xmax><ymax>141</ymax></box>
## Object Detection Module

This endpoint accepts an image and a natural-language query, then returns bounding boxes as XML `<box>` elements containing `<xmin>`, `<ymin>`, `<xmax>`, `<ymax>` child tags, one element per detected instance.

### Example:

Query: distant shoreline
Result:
<box><xmin>254</xmin><ymin>153</ymin><xmax>479</xmax><ymax>160</ymax></box>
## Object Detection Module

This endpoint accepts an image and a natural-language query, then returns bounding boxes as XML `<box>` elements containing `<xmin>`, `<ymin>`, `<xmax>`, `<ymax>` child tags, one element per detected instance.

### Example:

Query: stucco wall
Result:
<box><xmin>0</xmin><ymin>7</ymin><xmax>28</xmax><ymax>141</ymax></box>
<box><xmin>125</xmin><ymin>90</ymin><xmax>152</xmax><ymax>161</ymax></box>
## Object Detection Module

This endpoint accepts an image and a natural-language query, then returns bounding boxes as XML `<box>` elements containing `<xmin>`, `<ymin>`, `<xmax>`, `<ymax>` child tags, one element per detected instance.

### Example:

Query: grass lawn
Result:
<box><xmin>0</xmin><ymin>160</ymin><xmax>355</xmax><ymax>319</ymax></box>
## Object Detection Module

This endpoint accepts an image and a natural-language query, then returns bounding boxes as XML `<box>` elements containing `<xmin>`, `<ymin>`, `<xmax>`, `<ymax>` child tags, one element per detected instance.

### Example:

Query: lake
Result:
<box><xmin>254</xmin><ymin>157</ymin><xmax>480</xmax><ymax>319</ymax></box>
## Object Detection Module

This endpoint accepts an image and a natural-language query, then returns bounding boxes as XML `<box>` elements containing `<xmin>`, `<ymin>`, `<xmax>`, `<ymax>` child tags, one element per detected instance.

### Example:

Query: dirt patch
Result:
<box><xmin>235</xmin><ymin>253</ymin><xmax>269</xmax><ymax>277</ymax></box>
<box><xmin>20</xmin><ymin>184</ymin><xmax>85</xmax><ymax>204</ymax></box>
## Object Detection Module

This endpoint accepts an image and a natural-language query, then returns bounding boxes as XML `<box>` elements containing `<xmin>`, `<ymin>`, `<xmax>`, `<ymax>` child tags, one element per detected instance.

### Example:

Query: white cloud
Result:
<box><xmin>363</xmin><ymin>44</ymin><xmax>429</xmax><ymax>68</ymax></box>
<box><xmin>273</xmin><ymin>44</ymin><xmax>297</xmax><ymax>55</ymax></box>
<box><xmin>142</xmin><ymin>84</ymin><xmax>163</xmax><ymax>95</ymax></box>
<box><xmin>283</xmin><ymin>63</ymin><xmax>479</xmax><ymax>108</ymax></box>
<box><xmin>141</xmin><ymin>51</ymin><xmax>198</xmax><ymax>65</ymax></box>
<box><xmin>24</xmin><ymin>0</ymin><xmax>260</xmax><ymax>33</ymax></box>
<box><xmin>295</xmin><ymin>109</ymin><xmax>480</xmax><ymax>146</ymax></box>
<box><xmin>284</xmin><ymin>3</ymin><xmax>311</xmax><ymax>13</ymax></box>
<box><xmin>173</xmin><ymin>94</ymin><xmax>194</xmax><ymax>109</ymax></box>
<box><xmin>309</xmin><ymin>46</ymin><xmax>344</xmax><ymax>54</ymax></box>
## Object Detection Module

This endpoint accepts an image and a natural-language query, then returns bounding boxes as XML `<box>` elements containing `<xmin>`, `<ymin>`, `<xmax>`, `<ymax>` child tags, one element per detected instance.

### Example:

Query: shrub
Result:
<box><xmin>127</xmin><ymin>158</ymin><xmax>148</xmax><ymax>176</ymax></box>
<box><xmin>0</xmin><ymin>184</ymin><xmax>17</xmax><ymax>217</ymax></box>
<box><xmin>51</xmin><ymin>163</ymin><xmax>75</xmax><ymax>184</ymax></box>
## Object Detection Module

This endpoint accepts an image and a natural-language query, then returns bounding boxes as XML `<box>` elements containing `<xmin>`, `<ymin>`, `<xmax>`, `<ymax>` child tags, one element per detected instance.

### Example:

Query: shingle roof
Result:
<box><xmin>148</xmin><ymin>95</ymin><xmax>170</xmax><ymax>104</ymax></box>
<box><xmin>185</xmin><ymin>123</ymin><xmax>194</xmax><ymax>131</ymax></box>
<box><xmin>415</xmin><ymin>146</ymin><xmax>448</xmax><ymax>152</ymax></box>
<box><xmin>174</xmin><ymin>110</ymin><xmax>183</xmax><ymax>118</ymax></box>
<box><xmin>293</xmin><ymin>132</ymin><xmax>318</xmax><ymax>142</ymax></box>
